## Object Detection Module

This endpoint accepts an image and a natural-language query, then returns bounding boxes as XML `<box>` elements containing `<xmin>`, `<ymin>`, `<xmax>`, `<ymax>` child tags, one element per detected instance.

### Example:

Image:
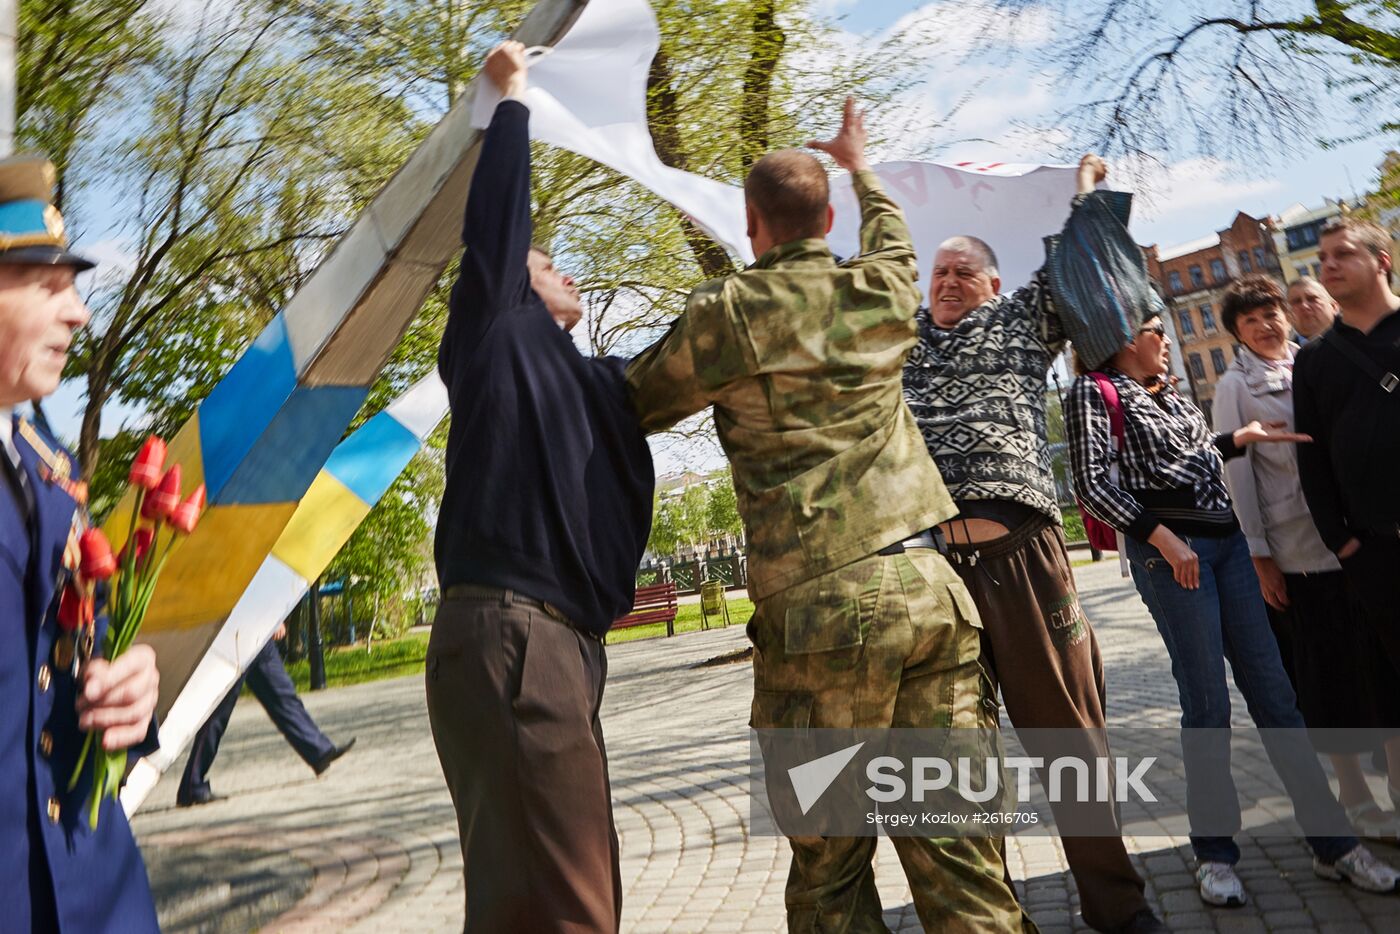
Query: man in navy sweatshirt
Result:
<box><xmin>427</xmin><ymin>41</ymin><xmax>654</xmax><ymax>933</ymax></box>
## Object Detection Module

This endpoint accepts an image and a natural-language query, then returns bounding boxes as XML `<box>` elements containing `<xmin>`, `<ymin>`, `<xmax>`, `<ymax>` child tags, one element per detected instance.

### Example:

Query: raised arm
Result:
<box><xmin>440</xmin><ymin>42</ymin><xmax>535</xmax><ymax>371</ymax></box>
<box><xmin>808</xmin><ymin>98</ymin><xmax>915</xmax><ymax>268</ymax></box>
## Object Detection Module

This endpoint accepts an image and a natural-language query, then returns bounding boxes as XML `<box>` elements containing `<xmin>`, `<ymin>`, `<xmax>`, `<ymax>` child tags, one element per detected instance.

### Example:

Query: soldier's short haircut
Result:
<box><xmin>1221</xmin><ymin>274</ymin><xmax>1285</xmax><ymax>338</ymax></box>
<box><xmin>744</xmin><ymin>150</ymin><xmax>830</xmax><ymax>245</ymax></box>
<box><xmin>1320</xmin><ymin>216</ymin><xmax>1390</xmax><ymax>260</ymax></box>
<box><xmin>937</xmin><ymin>235</ymin><xmax>999</xmax><ymax>278</ymax></box>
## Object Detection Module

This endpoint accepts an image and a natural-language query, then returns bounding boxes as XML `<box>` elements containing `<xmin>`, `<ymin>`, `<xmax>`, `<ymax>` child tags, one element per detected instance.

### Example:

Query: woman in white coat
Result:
<box><xmin>1214</xmin><ymin>275</ymin><xmax>1400</xmax><ymax>838</ymax></box>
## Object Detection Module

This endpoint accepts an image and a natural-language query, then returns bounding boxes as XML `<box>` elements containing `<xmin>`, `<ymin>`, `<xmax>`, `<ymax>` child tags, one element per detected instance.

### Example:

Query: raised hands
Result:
<box><xmin>484</xmin><ymin>40</ymin><xmax>528</xmax><ymax>99</ymax></box>
<box><xmin>807</xmin><ymin>96</ymin><xmax>869</xmax><ymax>174</ymax></box>
<box><xmin>1077</xmin><ymin>153</ymin><xmax>1107</xmax><ymax>194</ymax></box>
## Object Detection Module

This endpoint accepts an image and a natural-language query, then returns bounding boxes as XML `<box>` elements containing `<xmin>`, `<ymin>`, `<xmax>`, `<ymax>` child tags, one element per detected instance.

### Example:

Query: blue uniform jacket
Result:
<box><xmin>2</xmin><ymin>416</ymin><xmax>158</xmax><ymax>932</ymax></box>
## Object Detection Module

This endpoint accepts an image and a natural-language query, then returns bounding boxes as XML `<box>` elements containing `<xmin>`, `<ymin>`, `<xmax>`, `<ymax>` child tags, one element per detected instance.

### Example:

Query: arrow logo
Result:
<box><xmin>787</xmin><ymin>742</ymin><xmax>865</xmax><ymax>815</ymax></box>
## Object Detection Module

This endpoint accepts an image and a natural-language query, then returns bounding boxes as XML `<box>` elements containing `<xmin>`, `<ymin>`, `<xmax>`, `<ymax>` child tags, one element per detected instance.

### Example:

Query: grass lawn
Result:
<box><xmin>284</xmin><ymin>631</ymin><xmax>431</xmax><ymax>692</ymax></box>
<box><xmin>281</xmin><ymin>594</ymin><xmax>757</xmax><ymax>690</ymax></box>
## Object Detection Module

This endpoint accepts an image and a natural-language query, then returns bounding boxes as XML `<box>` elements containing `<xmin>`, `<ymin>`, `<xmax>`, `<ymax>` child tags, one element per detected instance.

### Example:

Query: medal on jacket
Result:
<box><xmin>18</xmin><ymin>418</ymin><xmax>87</xmax><ymax>503</ymax></box>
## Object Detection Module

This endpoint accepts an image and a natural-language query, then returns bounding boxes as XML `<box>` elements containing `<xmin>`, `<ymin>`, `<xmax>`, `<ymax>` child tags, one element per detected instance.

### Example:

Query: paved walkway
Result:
<box><xmin>133</xmin><ymin>560</ymin><xmax>1400</xmax><ymax>932</ymax></box>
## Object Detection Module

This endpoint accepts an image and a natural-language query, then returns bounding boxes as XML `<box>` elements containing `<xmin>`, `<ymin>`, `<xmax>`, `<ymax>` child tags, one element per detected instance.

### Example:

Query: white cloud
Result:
<box><xmin>884</xmin><ymin>1</ymin><xmax>1054</xmax><ymax>53</ymax></box>
<box><xmin>1116</xmin><ymin>156</ymin><xmax>1286</xmax><ymax>246</ymax></box>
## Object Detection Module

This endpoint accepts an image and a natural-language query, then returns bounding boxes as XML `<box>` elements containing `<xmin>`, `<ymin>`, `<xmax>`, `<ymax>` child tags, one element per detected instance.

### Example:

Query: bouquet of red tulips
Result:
<box><xmin>67</xmin><ymin>435</ymin><xmax>206</xmax><ymax>828</ymax></box>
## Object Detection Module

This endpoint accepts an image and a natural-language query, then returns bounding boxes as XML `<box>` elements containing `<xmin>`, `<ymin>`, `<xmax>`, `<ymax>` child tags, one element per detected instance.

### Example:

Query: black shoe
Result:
<box><xmin>175</xmin><ymin>786</ymin><xmax>219</xmax><ymax>808</ymax></box>
<box><xmin>313</xmin><ymin>737</ymin><xmax>356</xmax><ymax>776</ymax></box>
<box><xmin>1105</xmin><ymin>909</ymin><xmax>1169</xmax><ymax>934</ymax></box>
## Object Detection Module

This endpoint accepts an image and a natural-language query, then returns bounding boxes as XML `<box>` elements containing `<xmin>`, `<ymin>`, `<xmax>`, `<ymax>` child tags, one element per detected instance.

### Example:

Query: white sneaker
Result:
<box><xmin>1315</xmin><ymin>845</ymin><xmax>1400</xmax><ymax>894</ymax></box>
<box><xmin>1346</xmin><ymin>802</ymin><xmax>1400</xmax><ymax>842</ymax></box>
<box><xmin>1196</xmin><ymin>861</ymin><xmax>1247</xmax><ymax>907</ymax></box>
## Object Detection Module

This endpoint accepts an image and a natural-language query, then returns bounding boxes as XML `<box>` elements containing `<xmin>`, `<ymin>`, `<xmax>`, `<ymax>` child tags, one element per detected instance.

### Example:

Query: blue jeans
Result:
<box><xmin>1126</xmin><ymin>530</ymin><xmax>1356</xmax><ymax>865</ymax></box>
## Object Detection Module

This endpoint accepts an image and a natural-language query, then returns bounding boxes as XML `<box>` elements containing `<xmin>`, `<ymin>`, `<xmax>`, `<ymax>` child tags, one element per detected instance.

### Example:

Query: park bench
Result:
<box><xmin>610</xmin><ymin>582</ymin><xmax>679</xmax><ymax>640</ymax></box>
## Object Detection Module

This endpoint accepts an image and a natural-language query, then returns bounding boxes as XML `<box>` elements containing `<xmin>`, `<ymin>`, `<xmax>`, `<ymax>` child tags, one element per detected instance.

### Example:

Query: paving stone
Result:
<box><xmin>128</xmin><ymin>563</ymin><xmax>1400</xmax><ymax>932</ymax></box>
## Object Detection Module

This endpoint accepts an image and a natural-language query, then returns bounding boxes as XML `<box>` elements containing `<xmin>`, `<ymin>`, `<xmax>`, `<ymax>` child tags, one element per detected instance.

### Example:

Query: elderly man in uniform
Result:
<box><xmin>0</xmin><ymin>156</ymin><xmax>161</xmax><ymax>930</ymax></box>
<box><xmin>627</xmin><ymin>100</ymin><xmax>1030</xmax><ymax>933</ymax></box>
<box><xmin>901</xmin><ymin>157</ymin><xmax>1165</xmax><ymax>934</ymax></box>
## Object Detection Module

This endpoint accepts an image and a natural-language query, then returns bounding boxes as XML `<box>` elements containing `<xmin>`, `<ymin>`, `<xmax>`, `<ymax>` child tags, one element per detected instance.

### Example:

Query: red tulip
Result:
<box><xmin>57</xmin><ymin>585</ymin><xmax>92</xmax><ymax>632</ymax></box>
<box><xmin>141</xmin><ymin>464</ymin><xmax>182</xmax><ymax>522</ymax></box>
<box><xmin>120</xmin><ymin>527</ymin><xmax>155</xmax><ymax>568</ymax></box>
<box><xmin>170</xmin><ymin>484</ymin><xmax>207</xmax><ymax>535</ymax></box>
<box><xmin>78</xmin><ymin>529</ymin><xmax>116</xmax><ymax>581</ymax></box>
<box><xmin>128</xmin><ymin>436</ymin><xmax>167</xmax><ymax>490</ymax></box>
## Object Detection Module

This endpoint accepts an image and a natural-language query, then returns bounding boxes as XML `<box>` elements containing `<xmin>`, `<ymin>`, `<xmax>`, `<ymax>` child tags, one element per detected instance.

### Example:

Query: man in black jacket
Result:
<box><xmin>1295</xmin><ymin>217</ymin><xmax>1400</xmax><ymax>811</ymax></box>
<box><xmin>427</xmin><ymin>41</ymin><xmax>654</xmax><ymax>933</ymax></box>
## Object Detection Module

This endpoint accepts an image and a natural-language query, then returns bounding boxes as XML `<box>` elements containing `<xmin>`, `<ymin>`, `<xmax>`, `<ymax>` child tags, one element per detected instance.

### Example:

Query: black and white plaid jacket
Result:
<box><xmin>1065</xmin><ymin>368</ymin><xmax>1243</xmax><ymax>542</ymax></box>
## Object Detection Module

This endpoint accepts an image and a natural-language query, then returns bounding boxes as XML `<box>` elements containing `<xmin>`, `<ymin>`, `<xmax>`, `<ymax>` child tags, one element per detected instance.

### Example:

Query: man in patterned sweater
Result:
<box><xmin>903</xmin><ymin>155</ymin><xmax>1164</xmax><ymax>934</ymax></box>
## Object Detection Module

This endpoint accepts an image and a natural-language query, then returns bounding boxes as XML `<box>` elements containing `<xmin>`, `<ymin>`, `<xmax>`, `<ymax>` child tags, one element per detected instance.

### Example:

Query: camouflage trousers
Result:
<box><xmin>750</xmin><ymin>549</ymin><xmax>1036</xmax><ymax>934</ymax></box>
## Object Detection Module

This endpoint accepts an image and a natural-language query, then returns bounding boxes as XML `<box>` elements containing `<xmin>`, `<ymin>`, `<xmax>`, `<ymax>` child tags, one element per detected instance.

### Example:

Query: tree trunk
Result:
<box><xmin>77</xmin><ymin>365</ymin><xmax>109</xmax><ymax>483</ymax></box>
<box><xmin>740</xmin><ymin>0</ymin><xmax>785</xmax><ymax>171</ymax></box>
<box><xmin>645</xmin><ymin>50</ymin><xmax>735</xmax><ymax>280</ymax></box>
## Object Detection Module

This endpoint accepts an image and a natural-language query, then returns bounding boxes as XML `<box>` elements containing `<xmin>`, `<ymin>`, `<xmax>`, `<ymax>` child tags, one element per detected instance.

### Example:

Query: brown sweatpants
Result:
<box><xmin>425</xmin><ymin>587</ymin><xmax>620</xmax><ymax>934</ymax></box>
<box><xmin>948</xmin><ymin>517</ymin><xmax>1148</xmax><ymax>932</ymax></box>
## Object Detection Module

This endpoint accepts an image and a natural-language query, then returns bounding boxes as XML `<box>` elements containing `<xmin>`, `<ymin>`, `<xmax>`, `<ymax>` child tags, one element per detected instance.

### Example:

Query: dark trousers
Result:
<box><xmin>425</xmin><ymin>587</ymin><xmax>620</xmax><ymax>934</ymax></box>
<box><xmin>1341</xmin><ymin>536</ymin><xmax>1400</xmax><ymax>678</ymax></box>
<box><xmin>949</xmin><ymin>518</ymin><xmax>1148</xmax><ymax>933</ymax></box>
<box><xmin>178</xmin><ymin>639</ymin><xmax>335</xmax><ymax>796</ymax></box>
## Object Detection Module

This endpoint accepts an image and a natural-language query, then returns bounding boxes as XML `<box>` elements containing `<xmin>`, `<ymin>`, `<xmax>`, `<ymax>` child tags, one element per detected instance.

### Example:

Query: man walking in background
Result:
<box><xmin>176</xmin><ymin>623</ymin><xmax>355</xmax><ymax>806</ymax></box>
<box><xmin>427</xmin><ymin>42</ymin><xmax>655</xmax><ymax>933</ymax></box>
<box><xmin>627</xmin><ymin>99</ymin><xmax>1030</xmax><ymax>933</ymax></box>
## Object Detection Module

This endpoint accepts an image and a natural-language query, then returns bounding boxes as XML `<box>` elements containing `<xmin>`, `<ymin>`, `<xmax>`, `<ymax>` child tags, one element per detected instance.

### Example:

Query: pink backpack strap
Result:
<box><xmin>1087</xmin><ymin>371</ymin><xmax>1125</xmax><ymax>449</ymax></box>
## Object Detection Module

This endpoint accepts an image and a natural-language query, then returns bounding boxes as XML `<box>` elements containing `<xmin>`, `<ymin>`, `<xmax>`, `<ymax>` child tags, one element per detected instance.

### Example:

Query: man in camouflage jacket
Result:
<box><xmin>627</xmin><ymin>99</ymin><xmax>1030</xmax><ymax>933</ymax></box>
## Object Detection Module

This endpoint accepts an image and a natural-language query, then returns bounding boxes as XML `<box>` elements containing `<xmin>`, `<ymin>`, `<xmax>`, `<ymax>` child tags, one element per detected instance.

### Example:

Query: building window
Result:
<box><xmin>1237</xmin><ymin>251</ymin><xmax>1252</xmax><ymax>273</ymax></box>
<box><xmin>1312</xmin><ymin>262</ymin><xmax>1322</xmax><ymax>278</ymax></box>
<box><xmin>1201</xmin><ymin>399</ymin><xmax>1214</xmax><ymax>427</ymax></box>
<box><xmin>1286</xmin><ymin>222</ymin><xmax>1322</xmax><ymax>251</ymax></box>
<box><xmin>1211</xmin><ymin>348</ymin><xmax>1228</xmax><ymax>375</ymax></box>
<box><xmin>1201</xmin><ymin>304</ymin><xmax>1217</xmax><ymax>333</ymax></box>
<box><xmin>1253</xmin><ymin>247</ymin><xmax>1267</xmax><ymax>269</ymax></box>
<box><xmin>1178</xmin><ymin>309</ymin><xmax>1196</xmax><ymax>337</ymax></box>
<box><xmin>1189</xmin><ymin>353</ymin><xmax>1206</xmax><ymax>381</ymax></box>
<box><xmin>1295</xmin><ymin>264</ymin><xmax>1310</xmax><ymax>279</ymax></box>
<box><xmin>1189</xmin><ymin>265</ymin><xmax>1205</xmax><ymax>288</ymax></box>
<box><xmin>1211</xmin><ymin>258</ymin><xmax>1227</xmax><ymax>282</ymax></box>
<box><xmin>1168</xmin><ymin>270</ymin><xmax>1183</xmax><ymax>293</ymax></box>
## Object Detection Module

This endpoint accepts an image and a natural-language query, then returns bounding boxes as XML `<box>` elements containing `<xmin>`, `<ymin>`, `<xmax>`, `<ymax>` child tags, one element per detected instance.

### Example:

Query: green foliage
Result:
<box><xmin>647</xmin><ymin>473</ymin><xmax>745</xmax><ymax>557</ymax></box>
<box><xmin>1061</xmin><ymin>508</ymin><xmax>1087</xmax><ymax>543</ymax></box>
<box><xmin>284</xmin><ymin>631</ymin><xmax>432</xmax><ymax>691</ymax></box>
<box><xmin>32</xmin><ymin>0</ymin><xmax>954</xmax><ymax>632</ymax></box>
